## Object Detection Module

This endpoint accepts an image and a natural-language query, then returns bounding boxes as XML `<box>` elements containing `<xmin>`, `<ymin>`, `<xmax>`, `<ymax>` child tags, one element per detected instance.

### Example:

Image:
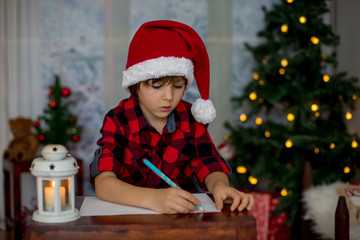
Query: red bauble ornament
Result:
<box><xmin>38</xmin><ymin>135</ymin><xmax>45</xmax><ymax>142</ymax></box>
<box><xmin>72</xmin><ymin>135</ymin><xmax>80</xmax><ymax>142</ymax></box>
<box><xmin>34</xmin><ymin>120</ymin><xmax>40</xmax><ymax>128</ymax></box>
<box><xmin>61</xmin><ymin>88</ymin><xmax>71</xmax><ymax>97</ymax></box>
<box><xmin>48</xmin><ymin>88</ymin><xmax>53</xmax><ymax>97</ymax></box>
<box><xmin>69</xmin><ymin>118</ymin><xmax>77</xmax><ymax>125</ymax></box>
<box><xmin>49</xmin><ymin>100</ymin><xmax>57</xmax><ymax>108</ymax></box>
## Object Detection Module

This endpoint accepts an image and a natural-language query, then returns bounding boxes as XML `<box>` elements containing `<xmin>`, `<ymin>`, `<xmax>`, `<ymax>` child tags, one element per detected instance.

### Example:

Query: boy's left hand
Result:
<box><xmin>212</xmin><ymin>184</ymin><xmax>254</xmax><ymax>212</ymax></box>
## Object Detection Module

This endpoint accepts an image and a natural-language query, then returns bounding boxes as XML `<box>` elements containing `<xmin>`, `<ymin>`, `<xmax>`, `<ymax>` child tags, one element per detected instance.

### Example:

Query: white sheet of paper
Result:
<box><xmin>80</xmin><ymin>193</ymin><xmax>220</xmax><ymax>216</ymax></box>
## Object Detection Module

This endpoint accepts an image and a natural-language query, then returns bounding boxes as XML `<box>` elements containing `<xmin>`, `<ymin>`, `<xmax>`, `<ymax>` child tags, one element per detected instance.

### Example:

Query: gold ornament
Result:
<box><xmin>255</xmin><ymin>117</ymin><xmax>263</xmax><ymax>125</ymax></box>
<box><xmin>279</xmin><ymin>68</ymin><xmax>285</xmax><ymax>75</ymax></box>
<box><xmin>264</xmin><ymin>130</ymin><xmax>271</xmax><ymax>138</ymax></box>
<box><xmin>280</xmin><ymin>188</ymin><xmax>288</xmax><ymax>197</ymax></box>
<box><xmin>314</xmin><ymin>147</ymin><xmax>320</xmax><ymax>154</ymax></box>
<box><xmin>330</xmin><ymin>143</ymin><xmax>335</xmax><ymax>149</ymax></box>
<box><xmin>248</xmin><ymin>176</ymin><xmax>258</xmax><ymax>185</ymax></box>
<box><xmin>346</xmin><ymin>112</ymin><xmax>352</xmax><ymax>120</ymax></box>
<box><xmin>299</xmin><ymin>16</ymin><xmax>307</xmax><ymax>24</ymax></box>
<box><xmin>344</xmin><ymin>167</ymin><xmax>350</xmax><ymax>174</ymax></box>
<box><xmin>281</xmin><ymin>59</ymin><xmax>288</xmax><ymax>67</ymax></box>
<box><xmin>311</xmin><ymin>104</ymin><xmax>319</xmax><ymax>112</ymax></box>
<box><xmin>249</xmin><ymin>92</ymin><xmax>257</xmax><ymax>101</ymax></box>
<box><xmin>311</xmin><ymin>36</ymin><xmax>320</xmax><ymax>45</ymax></box>
<box><xmin>281</xmin><ymin>24</ymin><xmax>288</xmax><ymax>33</ymax></box>
<box><xmin>236</xmin><ymin>166</ymin><xmax>247</xmax><ymax>174</ymax></box>
<box><xmin>323</xmin><ymin>74</ymin><xmax>330</xmax><ymax>82</ymax></box>
<box><xmin>287</xmin><ymin>113</ymin><xmax>295</xmax><ymax>122</ymax></box>
<box><xmin>285</xmin><ymin>139</ymin><xmax>293</xmax><ymax>148</ymax></box>
<box><xmin>351</xmin><ymin>140</ymin><xmax>358</xmax><ymax>148</ymax></box>
<box><xmin>239</xmin><ymin>113</ymin><xmax>247</xmax><ymax>122</ymax></box>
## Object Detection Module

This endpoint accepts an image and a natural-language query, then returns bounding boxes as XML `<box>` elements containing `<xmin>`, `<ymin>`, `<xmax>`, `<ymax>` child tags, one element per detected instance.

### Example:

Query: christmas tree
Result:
<box><xmin>225</xmin><ymin>0</ymin><xmax>360</xmax><ymax>225</ymax></box>
<box><xmin>34</xmin><ymin>75</ymin><xmax>82</xmax><ymax>146</ymax></box>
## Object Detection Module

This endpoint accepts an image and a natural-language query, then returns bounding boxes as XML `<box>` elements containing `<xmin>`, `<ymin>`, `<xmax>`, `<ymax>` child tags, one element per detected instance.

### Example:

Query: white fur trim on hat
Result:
<box><xmin>191</xmin><ymin>98</ymin><xmax>216</xmax><ymax>124</ymax></box>
<box><xmin>122</xmin><ymin>56</ymin><xmax>194</xmax><ymax>89</ymax></box>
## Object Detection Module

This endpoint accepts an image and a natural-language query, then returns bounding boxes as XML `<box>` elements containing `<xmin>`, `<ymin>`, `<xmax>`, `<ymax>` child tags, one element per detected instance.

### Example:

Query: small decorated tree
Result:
<box><xmin>34</xmin><ymin>75</ymin><xmax>82</xmax><ymax>146</ymax></box>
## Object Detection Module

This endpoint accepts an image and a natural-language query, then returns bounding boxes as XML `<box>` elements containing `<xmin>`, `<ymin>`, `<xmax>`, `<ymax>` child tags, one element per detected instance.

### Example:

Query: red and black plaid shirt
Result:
<box><xmin>90</xmin><ymin>97</ymin><xmax>230</xmax><ymax>192</ymax></box>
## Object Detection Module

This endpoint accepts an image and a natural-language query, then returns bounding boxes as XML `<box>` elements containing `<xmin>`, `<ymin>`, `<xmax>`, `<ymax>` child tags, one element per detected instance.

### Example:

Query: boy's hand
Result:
<box><xmin>213</xmin><ymin>183</ymin><xmax>255</xmax><ymax>212</ymax></box>
<box><xmin>149</xmin><ymin>187</ymin><xmax>202</xmax><ymax>214</ymax></box>
<box><xmin>204</xmin><ymin>172</ymin><xmax>254</xmax><ymax>212</ymax></box>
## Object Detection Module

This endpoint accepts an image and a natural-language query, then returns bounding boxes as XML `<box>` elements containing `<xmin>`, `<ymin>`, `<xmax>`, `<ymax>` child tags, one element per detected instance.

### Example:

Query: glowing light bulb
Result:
<box><xmin>330</xmin><ymin>143</ymin><xmax>335</xmax><ymax>149</ymax></box>
<box><xmin>287</xmin><ymin>0</ymin><xmax>294</xmax><ymax>3</ymax></box>
<box><xmin>279</xmin><ymin>68</ymin><xmax>285</xmax><ymax>75</ymax></box>
<box><xmin>281</xmin><ymin>59</ymin><xmax>288</xmax><ymax>67</ymax></box>
<box><xmin>299</xmin><ymin>16</ymin><xmax>306</xmax><ymax>24</ymax></box>
<box><xmin>314</xmin><ymin>147</ymin><xmax>320</xmax><ymax>154</ymax></box>
<box><xmin>280</xmin><ymin>188</ymin><xmax>288</xmax><ymax>196</ymax></box>
<box><xmin>351</xmin><ymin>140</ymin><xmax>358</xmax><ymax>148</ymax></box>
<box><xmin>344</xmin><ymin>167</ymin><xmax>350</xmax><ymax>174</ymax></box>
<box><xmin>264</xmin><ymin>130</ymin><xmax>271</xmax><ymax>138</ymax></box>
<box><xmin>249</xmin><ymin>92</ymin><xmax>257</xmax><ymax>101</ymax></box>
<box><xmin>236</xmin><ymin>166</ymin><xmax>247</xmax><ymax>174</ymax></box>
<box><xmin>323</xmin><ymin>74</ymin><xmax>330</xmax><ymax>82</ymax></box>
<box><xmin>255</xmin><ymin>117</ymin><xmax>263</xmax><ymax>125</ymax></box>
<box><xmin>239</xmin><ymin>113</ymin><xmax>247</xmax><ymax>122</ymax></box>
<box><xmin>311</xmin><ymin>104</ymin><xmax>319</xmax><ymax>112</ymax></box>
<box><xmin>287</xmin><ymin>113</ymin><xmax>295</xmax><ymax>122</ymax></box>
<box><xmin>281</xmin><ymin>24</ymin><xmax>288</xmax><ymax>33</ymax></box>
<box><xmin>315</xmin><ymin>112</ymin><xmax>320</xmax><ymax>118</ymax></box>
<box><xmin>311</xmin><ymin>36</ymin><xmax>320</xmax><ymax>45</ymax></box>
<box><xmin>285</xmin><ymin>139</ymin><xmax>293</xmax><ymax>148</ymax></box>
<box><xmin>346</xmin><ymin>112</ymin><xmax>352</xmax><ymax>120</ymax></box>
<box><xmin>248</xmin><ymin>176</ymin><xmax>258</xmax><ymax>185</ymax></box>
<box><xmin>259</xmin><ymin>98</ymin><xmax>264</xmax><ymax>104</ymax></box>
<box><xmin>259</xmin><ymin>80</ymin><xmax>265</xmax><ymax>86</ymax></box>
<box><xmin>352</xmin><ymin>95</ymin><xmax>357</xmax><ymax>100</ymax></box>
<box><xmin>253</xmin><ymin>73</ymin><xmax>260</xmax><ymax>80</ymax></box>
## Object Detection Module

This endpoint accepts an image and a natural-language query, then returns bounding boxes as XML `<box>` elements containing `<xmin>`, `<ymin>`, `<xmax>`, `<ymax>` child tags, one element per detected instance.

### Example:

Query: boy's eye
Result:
<box><xmin>151</xmin><ymin>85</ymin><xmax>161</xmax><ymax>89</ymax></box>
<box><xmin>174</xmin><ymin>84</ymin><xmax>185</xmax><ymax>89</ymax></box>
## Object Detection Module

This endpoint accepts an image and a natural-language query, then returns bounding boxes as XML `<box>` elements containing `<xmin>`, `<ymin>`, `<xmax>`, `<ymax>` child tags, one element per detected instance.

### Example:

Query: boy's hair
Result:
<box><xmin>129</xmin><ymin>76</ymin><xmax>186</xmax><ymax>100</ymax></box>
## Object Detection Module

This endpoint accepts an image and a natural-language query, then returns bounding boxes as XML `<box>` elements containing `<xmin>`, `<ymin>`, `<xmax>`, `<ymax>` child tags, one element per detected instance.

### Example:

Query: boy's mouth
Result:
<box><xmin>160</xmin><ymin>106</ymin><xmax>171</xmax><ymax>111</ymax></box>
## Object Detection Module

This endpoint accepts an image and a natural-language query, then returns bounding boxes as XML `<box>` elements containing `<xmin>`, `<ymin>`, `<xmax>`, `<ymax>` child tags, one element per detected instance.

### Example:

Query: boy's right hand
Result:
<box><xmin>149</xmin><ymin>187</ymin><xmax>202</xmax><ymax>214</ymax></box>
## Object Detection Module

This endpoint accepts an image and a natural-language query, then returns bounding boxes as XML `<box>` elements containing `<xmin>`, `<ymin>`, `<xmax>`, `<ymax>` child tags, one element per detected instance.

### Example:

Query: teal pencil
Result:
<box><xmin>142</xmin><ymin>158</ymin><xmax>204</xmax><ymax>212</ymax></box>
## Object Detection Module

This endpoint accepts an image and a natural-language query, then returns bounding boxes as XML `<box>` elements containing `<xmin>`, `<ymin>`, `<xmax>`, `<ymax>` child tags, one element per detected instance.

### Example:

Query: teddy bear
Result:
<box><xmin>3</xmin><ymin>117</ymin><xmax>39</xmax><ymax>162</ymax></box>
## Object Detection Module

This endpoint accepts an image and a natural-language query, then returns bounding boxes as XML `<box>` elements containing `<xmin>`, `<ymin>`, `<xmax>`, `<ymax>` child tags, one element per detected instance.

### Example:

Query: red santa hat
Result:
<box><xmin>122</xmin><ymin>20</ymin><xmax>216</xmax><ymax>124</ymax></box>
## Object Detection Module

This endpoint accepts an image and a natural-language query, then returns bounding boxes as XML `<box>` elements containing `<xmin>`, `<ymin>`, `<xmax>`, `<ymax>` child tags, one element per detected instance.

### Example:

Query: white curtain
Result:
<box><xmin>0</xmin><ymin>0</ymin><xmax>41</xmax><ymax>227</ymax></box>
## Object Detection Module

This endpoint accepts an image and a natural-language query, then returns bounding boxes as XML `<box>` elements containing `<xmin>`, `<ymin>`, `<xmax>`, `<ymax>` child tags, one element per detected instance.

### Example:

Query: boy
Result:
<box><xmin>90</xmin><ymin>20</ymin><xmax>254</xmax><ymax>213</ymax></box>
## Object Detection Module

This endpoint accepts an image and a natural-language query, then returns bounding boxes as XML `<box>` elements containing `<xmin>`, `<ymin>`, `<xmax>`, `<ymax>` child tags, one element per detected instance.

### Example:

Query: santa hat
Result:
<box><xmin>122</xmin><ymin>20</ymin><xmax>216</xmax><ymax>124</ymax></box>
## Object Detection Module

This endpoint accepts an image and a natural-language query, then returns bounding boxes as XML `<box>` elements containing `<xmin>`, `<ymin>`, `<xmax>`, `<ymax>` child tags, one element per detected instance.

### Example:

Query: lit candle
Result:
<box><xmin>44</xmin><ymin>181</ymin><xmax>66</xmax><ymax>211</ymax></box>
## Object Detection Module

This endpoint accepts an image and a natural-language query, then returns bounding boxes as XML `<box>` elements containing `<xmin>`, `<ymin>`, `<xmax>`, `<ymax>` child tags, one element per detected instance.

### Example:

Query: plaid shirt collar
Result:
<box><xmin>124</xmin><ymin>97</ymin><xmax>191</xmax><ymax>135</ymax></box>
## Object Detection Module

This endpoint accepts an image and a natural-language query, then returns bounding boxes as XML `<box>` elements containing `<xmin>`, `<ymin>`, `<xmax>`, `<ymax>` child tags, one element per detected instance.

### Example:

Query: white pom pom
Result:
<box><xmin>191</xmin><ymin>98</ymin><xmax>216</xmax><ymax>124</ymax></box>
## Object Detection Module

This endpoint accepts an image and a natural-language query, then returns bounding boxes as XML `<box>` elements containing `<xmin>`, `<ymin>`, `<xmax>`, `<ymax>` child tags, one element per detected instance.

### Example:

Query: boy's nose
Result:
<box><xmin>162</xmin><ymin>85</ymin><xmax>173</xmax><ymax>101</ymax></box>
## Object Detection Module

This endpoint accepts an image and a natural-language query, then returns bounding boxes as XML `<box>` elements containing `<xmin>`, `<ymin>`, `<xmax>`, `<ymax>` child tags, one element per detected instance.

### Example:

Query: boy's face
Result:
<box><xmin>137</xmin><ymin>76</ymin><xmax>186</xmax><ymax>125</ymax></box>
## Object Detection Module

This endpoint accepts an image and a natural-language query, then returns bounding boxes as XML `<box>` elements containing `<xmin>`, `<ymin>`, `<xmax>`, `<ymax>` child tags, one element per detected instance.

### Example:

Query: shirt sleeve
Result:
<box><xmin>192</xmin><ymin>122</ymin><xmax>231</xmax><ymax>186</ymax></box>
<box><xmin>89</xmin><ymin>113</ymin><xmax>125</xmax><ymax>186</ymax></box>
